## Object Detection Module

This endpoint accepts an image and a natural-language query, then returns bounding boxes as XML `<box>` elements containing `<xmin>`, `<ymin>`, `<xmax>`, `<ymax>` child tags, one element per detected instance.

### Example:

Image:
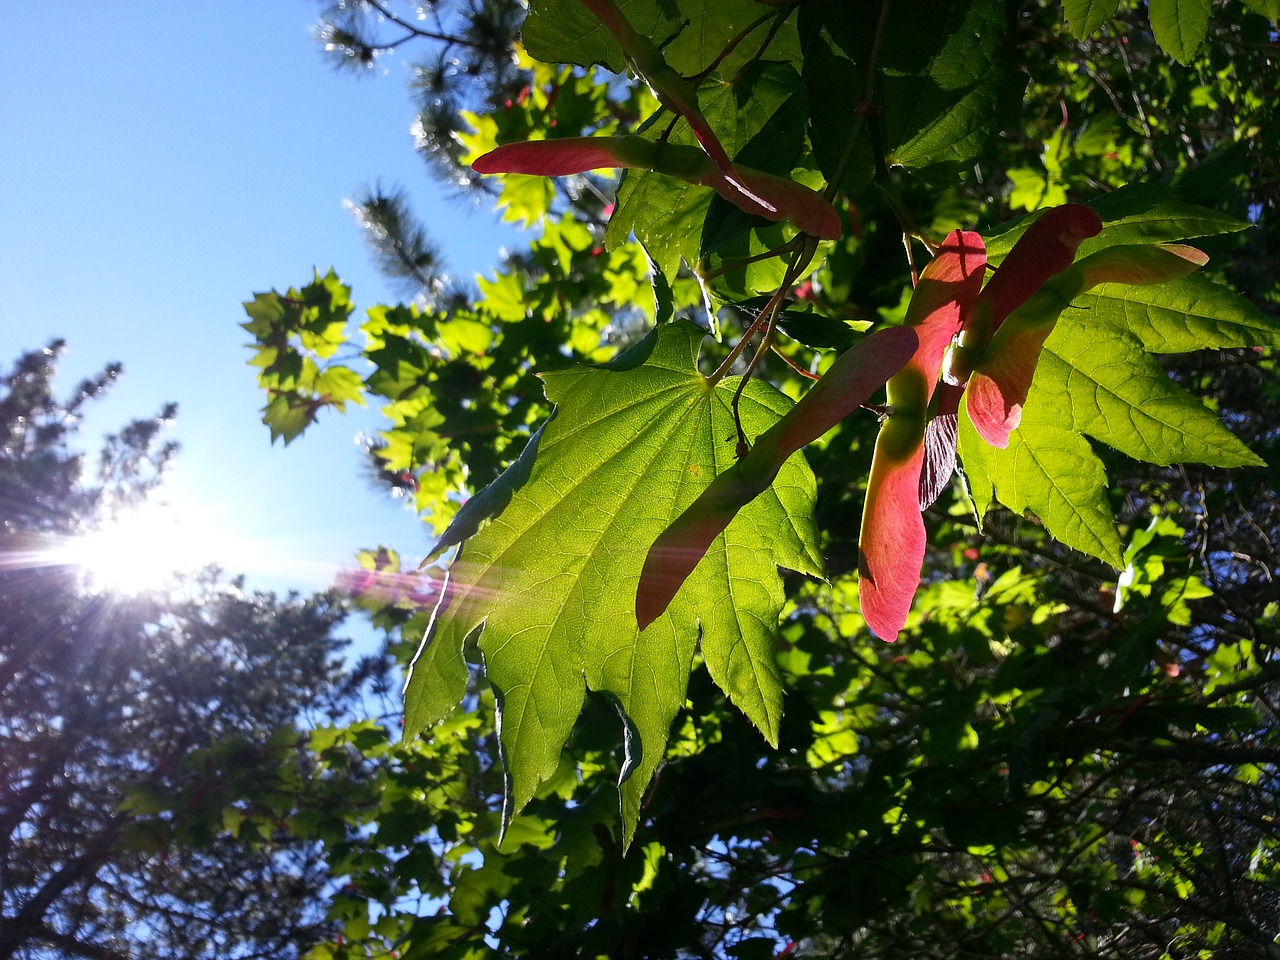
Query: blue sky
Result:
<box><xmin>1</xmin><ymin>5</ymin><xmax>517</xmax><ymax>593</ymax></box>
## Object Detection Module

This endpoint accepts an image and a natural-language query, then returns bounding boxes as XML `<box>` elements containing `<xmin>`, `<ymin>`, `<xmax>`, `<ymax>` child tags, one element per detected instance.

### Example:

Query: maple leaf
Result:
<box><xmin>404</xmin><ymin>322</ymin><xmax>822</xmax><ymax>845</ymax></box>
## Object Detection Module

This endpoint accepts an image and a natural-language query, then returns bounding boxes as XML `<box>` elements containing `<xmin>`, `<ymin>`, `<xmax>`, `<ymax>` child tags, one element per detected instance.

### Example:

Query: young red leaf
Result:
<box><xmin>1071</xmin><ymin>242</ymin><xmax>1209</xmax><ymax>287</ymax></box>
<box><xmin>897</xmin><ymin>231</ymin><xmax>988</xmax><ymax>397</ymax></box>
<box><xmin>478</xmin><ymin>0</ymin><xmax>842</xmax><ymax>240</ymax></box>
<box><xmin>969</xmin><ymin>204</ymin><xmax>1103</xmax><ymax>337</ymax></box>
<box><xmin>636</xmin><ymin>326</ymin><xmax>918</xmax><ymax>629</ymax></box>
<box><xmin>962</xmin><ymin>321</ymin><xmax>1054</xmax><ymax>448</ymax></box>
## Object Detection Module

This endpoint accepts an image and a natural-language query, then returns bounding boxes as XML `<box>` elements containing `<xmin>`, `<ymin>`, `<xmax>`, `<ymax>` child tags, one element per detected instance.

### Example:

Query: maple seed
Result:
<box><xmin>578</xmin><ymin>0</ymin><xmax>734</xmax><ymax>171</ymax></box>
<box><xmin>858</xmin><ymin>230</ymin><xmax>986</xmax><ymax>643</ymax></box>
<box><xmin>945</xmin><ymin>204</ymin><xmax>1103</xmax><ymax>387</ymax></box>
<box><xmin>965</xmin><ymin>240</ymin><xmax>1209</xmax><ymax>448</ymax></box>
<box><xmin>471</xmin><ymin>0</ymin><xmax>843</xmax><ymax>240</ymax></box>
<box><xmin>473</xmin><ymin>137</ymin><xmax>841</xmax><ymax>240</ymax></box>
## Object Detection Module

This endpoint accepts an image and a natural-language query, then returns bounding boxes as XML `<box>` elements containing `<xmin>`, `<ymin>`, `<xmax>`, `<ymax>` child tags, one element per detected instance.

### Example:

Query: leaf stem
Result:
<box><xmin>707</xmin><ymin>234</ymin><xmax>819</xmax><ymax>387</ymax></box>
<box><xmin>770</xmin><ymin>343</ymin><xmax>820</xmax><ymax>381</ymax></box>
<box><xmin>698</xmin><ymin>236</ymin><xmax>802</xmax><ymax>281</ymax></box>
<box><xmin>723</xmin><ymin>237</ymin><xmax>820</xmax><ymax>452</ymax></box>
<box><xmin>730</xmin><ymin>6</ymin><xmax>796</xmax><ymax>86</ymax></box>
<box><xmin>706</xmin><ymin>290</ymin><xmax>781</xmax><ymax>387</ymax></box>
<box><xmin>729</xmin><ymin>305</ymin><xmax>783</xmax><ymax>453</ymax></box>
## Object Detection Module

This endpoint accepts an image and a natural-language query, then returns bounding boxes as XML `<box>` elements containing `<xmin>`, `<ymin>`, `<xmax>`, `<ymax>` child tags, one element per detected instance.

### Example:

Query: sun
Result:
<box><xmin>30</xmin><ymin>479</ymin><xmax>391</xmax><ymax>599</ymax></box>
<box><xmin>56</xmin><ymin>498</ymin><xmax>246</xmax><ymax>595</ymax></box>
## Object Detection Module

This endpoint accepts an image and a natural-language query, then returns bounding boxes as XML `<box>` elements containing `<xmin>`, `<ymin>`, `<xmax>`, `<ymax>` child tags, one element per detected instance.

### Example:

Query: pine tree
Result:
<box><xmin>0</xmin><ymin>345</ymin><xmax>366</xmax><ymax>960</ymax></box>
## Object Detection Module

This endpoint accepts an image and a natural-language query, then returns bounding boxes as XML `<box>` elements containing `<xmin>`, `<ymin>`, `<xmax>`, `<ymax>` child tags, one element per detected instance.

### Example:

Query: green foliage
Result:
<box><xmin>246</xmin><ymin>223</ymin><xmax>655</xmax><ymax>529</ymax></box>
<box><xmin>1148</xmin><ymin>0</ymin><xmax>1212</xmax><ymax>64</ymax></box>
<box><xmin>811</xmin><ymin>0</ymin><xmax>1024</xmax><ymax>179</ymax></box>
<box><xmin>235</xmin><ymin>0</ymin><xmax>1280</xmax><ymax>955</ymax></box>
<box><xmin>242</xmin><ymin>269</ymin><xmax>363</xmax><ymax>443</ymax></box>
<box><xmin>1063</xmin><ymin>0</ymin><xmax>1122</xmax><ymax>38</ymax></box>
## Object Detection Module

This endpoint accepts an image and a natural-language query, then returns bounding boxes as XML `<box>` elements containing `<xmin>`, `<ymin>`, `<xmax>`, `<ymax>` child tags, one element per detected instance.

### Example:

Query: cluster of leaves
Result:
<box><xmin>315</xmin><ymin>0</ymin><xmax>528</xmax><ymax>183</ymax></box>
<box><xmin>245</xmin><ymin>219</ymin><xmax>653</xmax><ymax>526</ymax></box>
<box><xmin>230</xmin><ymin>0</ymin><xmax>1280</xmax><ymax>956</ymax></box>
<box><xmin>243</xmin><ymin>270</ymin><xmax>366</xmax><ymax>443</ymax></box>
<box><xmin>397</xmin><ymin>0</ymin><xmax>1279</xmax><ymax>840</ymax></box>
<box><xmin>182</xmin><ymin>511</ymin><xmax>1280</xmax><ymax>959</ymax></box>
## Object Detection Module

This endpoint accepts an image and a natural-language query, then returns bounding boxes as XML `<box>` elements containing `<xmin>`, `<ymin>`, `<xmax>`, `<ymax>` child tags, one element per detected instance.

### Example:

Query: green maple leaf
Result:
<box><xmin>404</xmin><ymin>321</ymin><xmax>822</xmax><ymax>844</ymax></box>
<box><xmin>879</xmin><ymin>0</ymin><xmax>1025</xmax><ymax>172</ymax></box>
<box><xmin>983</xmin><ymin>189</ymin><xmax>1249</xmax><ymax>265</ymax></box>
<box><xmin>958</xmin><ymin>262</ymin><xmax>1279</xmax><ymax>568</ymax></box>
<box><xmin>807</xmin><ymin>0</ymin><xmax>1023</xmax><ymax>195</ymax></box>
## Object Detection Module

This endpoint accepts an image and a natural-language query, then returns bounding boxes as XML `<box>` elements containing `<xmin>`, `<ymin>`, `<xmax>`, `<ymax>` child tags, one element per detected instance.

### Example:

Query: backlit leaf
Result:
<box><xmin>1240</xmin><ymin>0</ymin><xmax>1280</xmax><ymax>20</ymax></box>
<box><xmin>639</xmin><ymin>326</ymin><xmax>917</xmax><ymax>630</ymax></box>
<box><xmin>958</xmin><ymin>282</ymin><xmax>1274</xmax><ymax>568</ymax></box>
<box><xmin>404</xmin><ymin>322</ymin><xmax>821</xmax><ymax>844</ymax></box>
<box><xmin>523</xmin><ymin>0</ymin><xmax>798</xmax><ymax>79</ymax></box>
<box><xmin>1075</xmin><ymin>272</ymin><xmax>1280</xmax><ymax>353</ymax></box>
<box><xmin>807</xmin><ymin>0</ymin><xmax>1023</xmax><ymax>189</ymax></box>
<box><xmin>1037</xmin><ymin>315</ymin><xmax>1262</xmax><ymax>469</ymax></box>
<box><xmin>983</xmin><ymin>186</ymin><xmax>1249</xmax><ymax>263</ymax></box>
<box><xmin>958</xmin><ymin>395</ymin><xmax>1123</xmax><ymax>566</ymax></box>
<box><xmin>1149</xmin><ymin>0</ymin><xmax>1212</xmax><ymax>64</ymax></box>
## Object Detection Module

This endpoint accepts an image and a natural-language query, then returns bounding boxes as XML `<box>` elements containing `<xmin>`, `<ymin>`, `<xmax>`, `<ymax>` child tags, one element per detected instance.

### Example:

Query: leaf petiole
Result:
<box><xmin>725</xmin><ymin>237</ymin><xmax>822</xmax><ymax>450</ymax></box>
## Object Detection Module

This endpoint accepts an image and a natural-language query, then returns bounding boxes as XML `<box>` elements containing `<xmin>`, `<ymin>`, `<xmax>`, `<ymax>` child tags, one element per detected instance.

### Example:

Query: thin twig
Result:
<box><xmin>689</xmin><ymin>7</ymin><xmax>782</xmax><ymax>83</ymax></box>
<box><xmin>770</xmin><ymin>343</ymin><xmax>820</xmax><ymax>381</ymax></box>
<box><xmin>823</xmin><ymin>0</ymin><xmax>892</xmax><ymax>203</ymax></box>
<box><xmin>732</xmin><ymin>5</ymin><xmax>796</xmax><ymax>86</ymax></box>
<box><xmin>362</xmin><ymin>0</ymin><xmax>487</xmax><ymax>50</ymax></box>
<box><xmin>698</xmin><ymin>236</ymin><xmax>802</xmax><ymax>281</ymax></box>
<box><xmin>725</xmin><ymin>238</ymin><xmax>819</xmax><ymax>451</ymax></box>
